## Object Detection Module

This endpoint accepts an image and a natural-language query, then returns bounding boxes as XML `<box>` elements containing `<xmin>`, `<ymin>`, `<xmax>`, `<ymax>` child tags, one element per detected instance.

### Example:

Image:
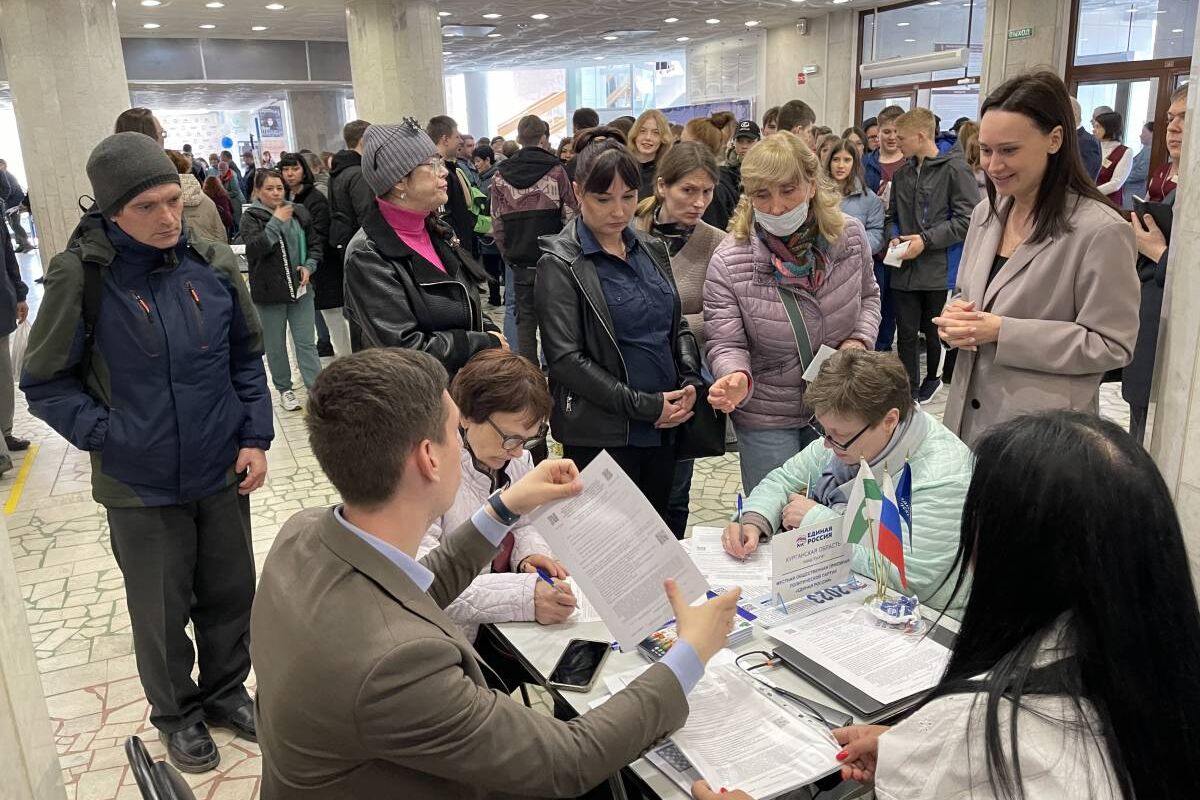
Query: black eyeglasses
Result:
<box><xmin>806</xmin><ymin>415</ymin><xmax>871</xmax><ymax>452</ymax></box>
<box><xmin>487</xmin><ymin>417</ymin><xmax>549</xmax><ymax>451</ymax></box>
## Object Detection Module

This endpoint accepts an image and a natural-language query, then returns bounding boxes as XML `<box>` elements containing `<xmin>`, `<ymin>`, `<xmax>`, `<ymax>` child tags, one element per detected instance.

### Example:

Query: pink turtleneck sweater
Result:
<box><xmin>376</xmin><ymin>198</ymin><xmax>445</xmax><ymax>272</ymax></box>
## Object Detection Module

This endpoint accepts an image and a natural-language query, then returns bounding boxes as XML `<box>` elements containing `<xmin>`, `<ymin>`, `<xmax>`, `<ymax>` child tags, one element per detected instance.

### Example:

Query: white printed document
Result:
<box><xmin>767</xmin><ymin>604</ymin><xmax>951</xmax><ymax>706</ymax></box>
<box><xmin>684</xmin><ymin>526</ymin><xmax>772</xmax><ymax>599</ymax></box>
<box><xmin>671</xmin><ymin>664</ymin><xmax>841</xmax><ymax>798</ymax></box>
<box><xmin>528</xmin><ymin>451</ymin><xmax>710</xmax><ymax>651</ymax></box>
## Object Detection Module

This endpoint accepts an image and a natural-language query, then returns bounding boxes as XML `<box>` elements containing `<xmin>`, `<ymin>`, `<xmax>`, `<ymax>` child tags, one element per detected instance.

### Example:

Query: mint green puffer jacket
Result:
<box><xmin>742</xmin><ymin>412</ymin><xmax>973</xmax><ymax>617</ymax></box>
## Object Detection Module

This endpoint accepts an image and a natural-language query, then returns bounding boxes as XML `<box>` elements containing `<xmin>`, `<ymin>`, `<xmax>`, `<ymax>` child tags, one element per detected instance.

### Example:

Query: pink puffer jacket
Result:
<box><xmin>703</xmin><ymin>213</ymin><xmax>880</xmax><ymax>430</ymax></box>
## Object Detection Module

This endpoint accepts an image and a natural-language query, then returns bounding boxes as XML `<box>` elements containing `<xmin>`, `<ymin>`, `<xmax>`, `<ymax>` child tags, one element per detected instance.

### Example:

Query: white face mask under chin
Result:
<box><xmin>755</xmin><ymin>201</ymin><xmax>810</xmax><ymax>236</ymax></box>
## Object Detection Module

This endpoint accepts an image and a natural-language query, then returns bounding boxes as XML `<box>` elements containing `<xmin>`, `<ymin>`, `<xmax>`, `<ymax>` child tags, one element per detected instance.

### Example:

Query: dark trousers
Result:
<box><xmin>482</xmin><ymin>252</ymin><xmax>504</xmax><ymax>305</ymax></box>
<box><xmin>7</xmin><ymin>208</ymin><xmax>31</xmax><ymax>249</ymax></box>
<box><xmin>1130</xmin><ymin>404</ymin><xmax>1148</xmax><ymax>445</ymax></box>
<box><xmin>666</xmin><ymin>459</ymin><xmax>693</xmax><ymax>539</ymax></box>
<box><xmin>562</xmin><ymin>443</ymin><xmax>677</xmax><ymax>523</ymax></box>
<box><xmin>873</xmin><ymin>260</ymin><xmax>895</xmax><ymax>351</ymax></box>
<box><xmin>894</xmin><ymin>288</ymin><xmax>945</xmax><ymax>390</ymax></box>
<box><xmin>314</xmin><ymin>303</ymin><xmax>332</xmax><ymax>350</ymax></box>
<box><xmin>512</xmin><ymin>266</ymin><xmax>539</xmax><ymax>362</ymax></box>
<box><xmin>106</xmin><ymin>482</ymin><xmax>255</xmax><ymax>733</ymax></box>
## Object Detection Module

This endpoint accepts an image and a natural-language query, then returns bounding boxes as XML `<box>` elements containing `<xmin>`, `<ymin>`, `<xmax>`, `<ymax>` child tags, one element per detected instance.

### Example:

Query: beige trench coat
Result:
<box><xmin>943</xmin><ymin>194</ymin><xmax>1139</xmax><ymax>446</ymax></box>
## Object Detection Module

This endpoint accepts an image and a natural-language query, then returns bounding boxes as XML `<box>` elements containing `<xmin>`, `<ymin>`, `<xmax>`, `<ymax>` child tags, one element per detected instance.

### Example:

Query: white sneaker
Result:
<box><xmin>280</xmin><ymin>390</ymin><xmax>301</xmax><ymax>412</ymax></box>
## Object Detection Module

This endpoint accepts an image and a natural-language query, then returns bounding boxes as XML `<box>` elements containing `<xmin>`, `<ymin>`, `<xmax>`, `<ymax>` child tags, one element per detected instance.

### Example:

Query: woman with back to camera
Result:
<box><xmin>634</xmin><ymin>141</ymin><xmax>726</xmax><ymax>537</ymax></box>
<box><xmin>934</xmin><ymin>71</ymin><xmax>1139</xmax><ymax>446</ymax></box>
<box><xmin>536</xmin><ymin>139</ymin><xmax>704</xmax><ymax>522</ymax></box>
<box><xmin>704</xmin><ymin>132</ymin><xmax>880</xmax><ymax>494</ymax></box>
<box><xmin>628</xmin><ymin>109</ymin><xmax>675</xmax><ymax>200</ymax></box>
<box><xmin>342</xmin><ymin>119</ymin><xmax>504</xmax><ymax>376</ymax></box>
<box><xmin>681</xmin><ymin>112</ymin><xmax>740</xmax><ymax>231</ymax></box>
<box><xmin>825</xmin><ymin>138</ymin><xmax>884</xmax><ymax>255</ymax></box>
<box><xmin>1093</xmin><ymin>110</ymin><xmax>1133</xmax><ymax>206</ymax></box>
<box><xmin>698</xmin><ymin>410</ymin><xmax>1200</xmax><ymax>800</ymax></box>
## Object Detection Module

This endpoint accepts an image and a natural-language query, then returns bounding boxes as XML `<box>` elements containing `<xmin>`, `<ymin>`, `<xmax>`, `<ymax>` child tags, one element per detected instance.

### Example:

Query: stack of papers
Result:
<box><xmin>684</xmin><ymin>526</ymin><xmax>773</xmax><ymax>600</ymax></box>
<box><xmin>766</xmin><ymin>603</ymin><xmax>953</xmax><ymax>720</ymax></box>
<box><xmin>669</xmin><ymin>663</ymin><xmax>841</xmax><ymax>798</ymax></box>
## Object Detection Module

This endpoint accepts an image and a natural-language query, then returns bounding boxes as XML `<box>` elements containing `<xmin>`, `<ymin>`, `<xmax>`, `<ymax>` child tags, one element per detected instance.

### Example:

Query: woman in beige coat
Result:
<box><xmin>167</xmin><ymin>150</ymin><xmax>227</xmax><ymax>243</ymax></box>
<box><xmin>935</xmin><ymin>71</ymin><xmax>1139</xmax><ymax>446</ymax></box>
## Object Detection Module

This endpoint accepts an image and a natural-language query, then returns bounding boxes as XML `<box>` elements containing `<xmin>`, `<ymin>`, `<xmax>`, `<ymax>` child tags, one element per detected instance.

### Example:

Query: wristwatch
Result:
<box><xmin>920</xmin><ymin>232</ymin><xmax>931</xmax><ymax>248</ymax></box>
<box><xmin>487</xmin><ymin>488</ymin><xmax>520</xmax><ymax>525</ymax></box>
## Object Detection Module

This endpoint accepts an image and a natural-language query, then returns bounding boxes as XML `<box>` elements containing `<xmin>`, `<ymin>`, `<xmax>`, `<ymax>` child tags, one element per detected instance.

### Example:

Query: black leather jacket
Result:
<box><xmin>535</xmin><ymin>217</ymin><xmax>704</xmax><ymax>448</ymax></box>
<box><xmin>343</xmin><ymin>204</ymin><xmax>500</xmax><ymax>376</ymax></box>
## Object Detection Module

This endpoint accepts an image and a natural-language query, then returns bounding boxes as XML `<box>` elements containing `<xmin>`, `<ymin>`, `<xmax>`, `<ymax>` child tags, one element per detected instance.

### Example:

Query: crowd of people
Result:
<box><xmin>5</xmin><ymin>65</ymin><xmax>1196</xmax><ymax>800</ymax></box>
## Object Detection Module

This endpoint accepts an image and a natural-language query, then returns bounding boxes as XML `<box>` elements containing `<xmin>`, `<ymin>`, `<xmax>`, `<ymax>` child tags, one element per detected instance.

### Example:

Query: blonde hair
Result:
<box><xmin>896</xmin><ymin>107</ymin><xmax>937</xmax><ymax>139</ymax></box>
<box><xmin>628</xmin><ymin>109</ymin><xmax>675</xmax><ymax>162</ymax></box>
<box><xmin>729</xmin><ymin>131</ymin><xmax>845</xmax><ymax>243</ymax></box>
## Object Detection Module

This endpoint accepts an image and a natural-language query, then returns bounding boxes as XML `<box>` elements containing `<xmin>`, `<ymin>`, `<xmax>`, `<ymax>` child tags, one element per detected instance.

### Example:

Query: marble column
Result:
<box><xmin>287</xmin><ymin>89</ymin><xmax>348</xmax><ymax>154</ymax></box>
<box><xmin>1148</xmin><ymin>20</ymin><xmax>1200</xmax><ymax>582</ymax></box>
<box><xmin>0</xmin><ymin>0</ymin><xmax>131</xmax><ymax>257</ymax></box>
<box><xmin>344</xmin><ymin>0</ymin><xmax>446</xmax><ymax>125</ymax></box>
<box><xmin>0</xmin><ymin>507</ymin><xmax>68</xmax><ymax>800</ymax></box>
<box><xmin>463</xmin><ymin>72</ymin><xmax>491</xmax><ymax>140</ymax></box>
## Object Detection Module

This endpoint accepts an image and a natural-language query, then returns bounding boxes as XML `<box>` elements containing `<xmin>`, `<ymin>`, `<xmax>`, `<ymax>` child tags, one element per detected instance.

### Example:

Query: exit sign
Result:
<box><xmin>1007</xmin><ymin>26</ymin><xmax>1033</xmax><ymax>40</ymax></box>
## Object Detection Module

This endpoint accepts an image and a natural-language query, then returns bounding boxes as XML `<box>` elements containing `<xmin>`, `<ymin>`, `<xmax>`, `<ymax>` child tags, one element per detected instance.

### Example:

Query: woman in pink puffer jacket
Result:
<box><xmin>704</xmin><ymin>132</ymin><xmax>881</xmax><ymax>494</ymax></box>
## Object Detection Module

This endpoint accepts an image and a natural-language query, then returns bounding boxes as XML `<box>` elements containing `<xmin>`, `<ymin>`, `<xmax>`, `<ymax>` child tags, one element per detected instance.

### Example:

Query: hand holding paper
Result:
<box><xmin>499</xmin><ymin>458</ymin><xmax>583</xmax><ymax>515</ymax></box>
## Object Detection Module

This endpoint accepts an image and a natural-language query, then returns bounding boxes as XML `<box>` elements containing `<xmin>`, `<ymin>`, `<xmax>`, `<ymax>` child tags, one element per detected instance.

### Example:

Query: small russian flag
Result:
<box><xmin>879</xmin><ymin>471</ymin><xmax>907</xmax><ymax>589</ymax></box>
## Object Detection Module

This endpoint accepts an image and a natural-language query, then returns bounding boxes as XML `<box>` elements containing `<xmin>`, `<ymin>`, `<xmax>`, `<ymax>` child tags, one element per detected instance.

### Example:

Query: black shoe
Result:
<box><xmin>916</xmin><ymin>376</ymin><xmax>942</xmax><ymax>403</ymax></box>
<box><xmin>5</xmin><ymin>435</ymin><xmax>29</xmax><ymax>452</ymax></box>
<box><xmin>160</xmin><ymin>722</ymin><xmax>220</xmax><ymax>774</ymax></box>
<box><xmin>206</xmin><ymin>702</ymin><xmax>257</xmax><ymax>743</ymax></box>
<box><xmin>317</xmin><ymin>341</ymin><xmax>335</xmax><ymax>358</ymax></box>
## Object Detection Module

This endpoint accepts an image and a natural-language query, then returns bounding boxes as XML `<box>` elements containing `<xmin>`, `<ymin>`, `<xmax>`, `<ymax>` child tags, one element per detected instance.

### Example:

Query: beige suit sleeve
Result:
<box><xmin>418</xmin><ymin>518</ymin><xmax>501</xmax><ymax>610</ymax></box>
<box><xmin>993</xmin><ymin>219</ymin><xmax>1139</xmax><ymax>375</ymax></box>
<box><xmin>355</xmin><ymin>637</ymin><xmax>689</xmax><ymax>797</ymax></box>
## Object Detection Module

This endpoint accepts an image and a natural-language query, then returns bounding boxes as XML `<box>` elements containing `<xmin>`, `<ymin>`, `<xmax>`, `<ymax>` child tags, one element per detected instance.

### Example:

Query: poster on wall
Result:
<box><xmin>257</xmin><ymin>106</ymin><xmax>285</xmax><ymax>140</ymax></box>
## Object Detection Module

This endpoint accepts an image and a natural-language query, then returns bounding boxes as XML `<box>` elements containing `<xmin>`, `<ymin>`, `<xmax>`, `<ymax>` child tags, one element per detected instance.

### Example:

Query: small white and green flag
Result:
<box><xmin>844</xmin><ymin>458</ymin><xmax>882</xmax><ymax>545</ymax></box>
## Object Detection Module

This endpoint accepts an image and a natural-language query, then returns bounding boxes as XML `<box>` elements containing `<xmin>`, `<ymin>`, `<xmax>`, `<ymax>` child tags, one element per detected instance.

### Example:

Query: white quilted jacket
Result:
<box><xmin>418</xmin><ymin>448</ymin><xmax>555</xmax><ymax>641</ymax></box>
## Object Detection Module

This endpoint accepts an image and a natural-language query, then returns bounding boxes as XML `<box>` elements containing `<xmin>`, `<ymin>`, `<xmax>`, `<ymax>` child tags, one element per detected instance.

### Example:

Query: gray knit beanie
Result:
<box><xmin>361</xmin><ymin>118</ymin><xmax>440</xmax><ymax>197</ymax></box>
<box><xmin>86</xmin><ymin>132</ymin><xmax>180</xmax><ymax>217</ymax></box>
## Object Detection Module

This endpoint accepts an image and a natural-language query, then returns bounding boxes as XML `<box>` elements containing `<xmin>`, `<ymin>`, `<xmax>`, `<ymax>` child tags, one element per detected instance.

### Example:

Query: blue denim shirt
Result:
<box><xmin>578</xmin><ymin>222</ymin><xmax>677</xmax><ymax>447</ymax></box>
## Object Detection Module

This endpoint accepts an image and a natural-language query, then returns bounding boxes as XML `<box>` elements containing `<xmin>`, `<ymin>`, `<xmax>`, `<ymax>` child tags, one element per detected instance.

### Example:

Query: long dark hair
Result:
<box><xmin>573</xmin><ymin>138</ymin><xmax>640</xmax><ymax>197</ymax></box>
<box><xmin>928</xmin><ymin>411</ymin><xmax>1200</xmax><ymax>799</ymax></box>
<box><xmin>980</xmin><ymin>71</ymin><xmax>1112</xmax><ymax>243</ymax></box>
<box><xmin>823</xmin><ymin>137</ymin><xmax>864</xmax><ymax>197</ymax></box>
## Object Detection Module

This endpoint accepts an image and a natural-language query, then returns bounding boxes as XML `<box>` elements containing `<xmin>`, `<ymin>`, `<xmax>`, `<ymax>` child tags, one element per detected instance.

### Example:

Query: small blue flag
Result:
<box><xmin>896</xmin><ymin>461</ymin><xmax>913</xmax><ymax>549</ymax></box>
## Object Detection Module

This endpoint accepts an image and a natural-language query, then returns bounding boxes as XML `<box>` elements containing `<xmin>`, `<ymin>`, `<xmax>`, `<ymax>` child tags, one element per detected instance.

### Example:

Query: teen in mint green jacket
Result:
<box><xmin>723</xmin><ymin>350</ymin><xmax>973</xmax><ymax>616</ymax></box>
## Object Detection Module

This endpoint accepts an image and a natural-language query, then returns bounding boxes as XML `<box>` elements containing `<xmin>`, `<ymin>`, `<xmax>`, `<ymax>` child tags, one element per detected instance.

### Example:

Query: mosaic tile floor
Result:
<box><xmin>3</xmin><ymin>245</ymin><xmax>1138</xmax><ymax>798</ymax></box>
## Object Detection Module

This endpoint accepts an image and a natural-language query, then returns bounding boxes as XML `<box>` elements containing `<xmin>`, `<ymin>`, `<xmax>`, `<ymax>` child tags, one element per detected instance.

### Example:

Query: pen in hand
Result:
<box><xmin>536</xmin><ymin>567</ymin><xmax>571</xmax><ymax>595</ymax></box>
<box><xmin>737</xmin><ymin>493</ymin><xmax>745</xmax><ymax>562</ymax></box>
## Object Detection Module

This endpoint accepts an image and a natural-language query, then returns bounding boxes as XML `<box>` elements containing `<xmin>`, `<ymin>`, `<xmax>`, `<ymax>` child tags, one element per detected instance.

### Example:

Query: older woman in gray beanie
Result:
<box><xmin>341</xmin><ymin>117</ymin><xmax>504</xmax><ymax>374</ymax></box>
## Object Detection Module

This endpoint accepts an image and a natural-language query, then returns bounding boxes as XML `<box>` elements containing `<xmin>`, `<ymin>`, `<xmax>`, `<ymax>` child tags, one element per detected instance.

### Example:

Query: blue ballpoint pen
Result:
<box><xmin>536</xmin><ymin>567</ymin><xmax>569</xmax><ymax>594</ymax></box>
<box><xmin>737</xmin><ymin>493</ymin><xmax>745</xmax><ymax>560</ymax></box>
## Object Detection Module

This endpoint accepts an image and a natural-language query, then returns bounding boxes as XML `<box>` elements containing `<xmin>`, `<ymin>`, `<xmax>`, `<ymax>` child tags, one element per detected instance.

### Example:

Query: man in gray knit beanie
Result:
<box><xmin>20</xmin><ymin>130</ymin><xmax>274</xmax><ymax>775</ymax></box>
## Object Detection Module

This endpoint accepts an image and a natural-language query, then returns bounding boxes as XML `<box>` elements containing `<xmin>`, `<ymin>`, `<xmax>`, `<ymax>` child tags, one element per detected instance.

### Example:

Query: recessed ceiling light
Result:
<box><xmin>265</xmin><ymin>2</ymin><xmax>286</xmax><ymax>9</ymax></box>
<box><xmin>140</xmin><ymin>0</ymin><xmax>161</xmax><ymax>6</ymax></box>
<box><xmin>482</xmin><ymin>13</ymin><xmax>502</xmax><ymax>19</ymax></box>
<box><xmin>904</xmin><ymin>38</ymin><xmax>916</xmax><ymax>42</ymax></box>
<box><xmin>205</xmin><ymin>1</ymin><xmax>224</xmax><ymax>7</ymax></box>
<box><xmin>199</xmin><ymin>24</ymin><xmax>216</xmax><ymax>29</ymax></box>
<box><xmin>832</xmin><ymin>0</ymin><xmax>850</xmax><ymax>4</ymax></box>
<box><xmin>706</xmin><ymin>18</ymin><xmax>720</xmax><ymax>24</ymax></box>
<box><xmin>926</xmin><ymin>1</ymin><xmax>941</xmax><ymax>5</ymax></box>
<box><xmin>664</xmin><ymin>17</ymin><xmax>679</xmax><ymax>23</ymax></box>
<box><xmin>531</xmin><ymin>13</ymin><xmax>549</xmax><ymax>20</ymax></box>
<box><xmin>487</xmin><ymin>32</ymin><xmax>501</xmax><ymax>37</ymax></box>
<box><xmin>745</xmin><ymin>20</ymin><xmax>760</xmax><ymax>26</ymax></box>
<box><xmin>251</xmin><ymin>25</ymin><xmax>268</xmax><ymax>31</ymax></box>
<box><xmin>438</xmin><ymin>11</ymin><xmax>451</xmax><ymax>16</ymax></box>
<box><xmin>142</xmin><ymin>22</ymin><xmax>160</xmax><ymax>29</ymax></box>
<box><xmin>1173</xmin><ymin>27</ymin><xmax>1184</xmax><ymax>32</ymax></box>
<box><xmin>676</xmin><ymin>36</ymin><xmax>689</xmax><ymax>41</ymax></box>
<box><xmin>790</xmin><ymin>0</ymin><xmax>806</xmax><ymax>4</ymax></box>
<box><xmin>442</xmin><ymin>50</ymin><xmax>450</xmax><ymax>55</ymax></box>
<box><xmin>593</xmin><ymin>56</ymin><xmax>604</xmax><ymax>60</ymax></box>
<box><xmin>603</xmin><ymin>35</ymin><xmax>618</xmax><ymax>40</ymax></box>
<box><xmin>897</xmin><ymin>21</ymin><xmax>911</xmax><ymax>26</ymax></box>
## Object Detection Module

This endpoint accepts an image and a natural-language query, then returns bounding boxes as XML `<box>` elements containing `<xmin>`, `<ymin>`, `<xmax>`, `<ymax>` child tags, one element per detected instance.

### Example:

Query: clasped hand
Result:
<box><xmin>656</xmin><ymin>385</ymin><xmax>696</xmax><ymax>429</ymax></box>
<box><xmin>932</xmin><ymin>298</ymin><xmax>1001</xmax><ymax>351</ymax></box>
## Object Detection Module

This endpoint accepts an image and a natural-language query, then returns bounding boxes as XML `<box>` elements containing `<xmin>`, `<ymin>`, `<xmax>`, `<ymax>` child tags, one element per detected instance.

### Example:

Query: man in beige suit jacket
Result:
<box><xmin>251</xmin><ymin>348</ymin><xmax>739</xmax><ymax>799</ymax></box>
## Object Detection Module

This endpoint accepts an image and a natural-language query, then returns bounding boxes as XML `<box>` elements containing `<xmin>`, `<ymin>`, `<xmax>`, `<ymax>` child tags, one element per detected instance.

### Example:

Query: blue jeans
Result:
<box><xmin>874</xmin><ymin>260</ymin><xmax>895</xmax><ymax>351</ymax></box>
<box><xmin>503</xmin><ymin>264</ymin><xmax>518</xmax><ymax>348</ymax></box>
<box><xmin>735</xmin><ymin>423</ymin><xmax>819</xmax><ymax>496</ymax></box>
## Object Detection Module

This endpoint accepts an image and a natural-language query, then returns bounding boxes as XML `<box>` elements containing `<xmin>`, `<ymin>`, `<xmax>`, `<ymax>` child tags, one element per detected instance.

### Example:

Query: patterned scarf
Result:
<box><xmin>755</xmin><ymin>216</ymin><xmax>829</xmax><ymax>292</ymax></box>
<box><xmin>650</xmin><ymin>209</ymin><xmax>694</xmax><ymax>257</ymax></box>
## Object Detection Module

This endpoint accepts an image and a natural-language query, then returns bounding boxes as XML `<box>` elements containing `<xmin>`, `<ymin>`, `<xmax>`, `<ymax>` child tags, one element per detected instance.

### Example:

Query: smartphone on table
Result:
<box><xmin>547</xmin><ymin>638</ymin><xmax>611</xmax><ymax>693</ymax></box>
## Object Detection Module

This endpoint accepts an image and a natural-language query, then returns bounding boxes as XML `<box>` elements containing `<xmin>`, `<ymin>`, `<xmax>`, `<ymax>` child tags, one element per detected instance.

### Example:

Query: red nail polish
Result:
<box><xmin>836</xmin><ymin>750</ymin><xmax>848</xmax><ymax>761</ymax></box>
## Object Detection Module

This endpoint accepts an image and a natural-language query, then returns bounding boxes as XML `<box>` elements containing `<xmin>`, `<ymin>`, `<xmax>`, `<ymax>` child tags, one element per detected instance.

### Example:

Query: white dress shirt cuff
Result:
<box><xmin>471</xmin><ymin>505</ymin><xmax>515</xmax><ymax>547</ymax></box>
<box><xmin>659</xmin><ymin>640</ymin><xmax>705</xmax><ymax>695</ymax></box>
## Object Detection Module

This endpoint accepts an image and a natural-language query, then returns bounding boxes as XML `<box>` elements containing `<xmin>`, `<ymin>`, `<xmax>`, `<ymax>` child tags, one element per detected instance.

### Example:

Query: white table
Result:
<box><xmin>493</xmin><ymin>599</ymin><xmax>885</xmax><ymax>798</ymax></box>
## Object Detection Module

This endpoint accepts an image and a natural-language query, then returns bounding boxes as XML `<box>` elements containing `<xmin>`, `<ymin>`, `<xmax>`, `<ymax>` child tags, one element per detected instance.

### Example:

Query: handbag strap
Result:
<box><xmin>776</xmin><ymin>286</ymin><xmax>815</xmax><ymax>375</ymax></box>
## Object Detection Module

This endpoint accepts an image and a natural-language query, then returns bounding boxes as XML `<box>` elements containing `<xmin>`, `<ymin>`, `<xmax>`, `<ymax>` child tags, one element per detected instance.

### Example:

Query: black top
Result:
<box><xmin>987</xmin><ymin>254</ymin><xmax>1009</xmax><ymax>287</ymax></box>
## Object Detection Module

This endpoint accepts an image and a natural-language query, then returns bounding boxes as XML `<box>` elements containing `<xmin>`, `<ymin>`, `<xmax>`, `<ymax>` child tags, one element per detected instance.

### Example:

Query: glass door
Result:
<box><xmin>1073</xmin><ymin>75</ymin><xmax>1165</xmax><ymax>177</ymax></box>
